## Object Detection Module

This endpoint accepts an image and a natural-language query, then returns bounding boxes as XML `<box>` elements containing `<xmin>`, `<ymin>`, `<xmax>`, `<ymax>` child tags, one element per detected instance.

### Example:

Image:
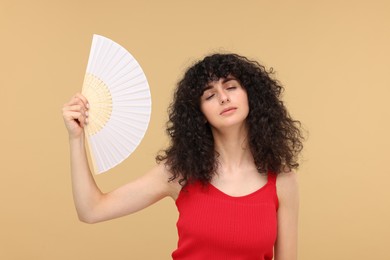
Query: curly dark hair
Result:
<box><xmin>156</xmin><ymin>53</ymin><xmax>304</xmax><ymax>185</ymax></box>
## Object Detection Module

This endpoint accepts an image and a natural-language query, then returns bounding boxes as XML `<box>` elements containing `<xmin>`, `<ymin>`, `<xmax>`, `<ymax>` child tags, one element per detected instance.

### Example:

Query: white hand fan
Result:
<box><xmin>81</xmin><ymin>34</ymin><xmax>151</xmax><ymax>174</ymax></box>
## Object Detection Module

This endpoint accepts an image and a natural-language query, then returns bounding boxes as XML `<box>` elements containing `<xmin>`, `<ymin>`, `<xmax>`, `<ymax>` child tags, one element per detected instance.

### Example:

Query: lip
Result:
<box><xmin>220</xmin><ymin>107</ymin><xmax>237</xmax><ymax>115</ymax></box>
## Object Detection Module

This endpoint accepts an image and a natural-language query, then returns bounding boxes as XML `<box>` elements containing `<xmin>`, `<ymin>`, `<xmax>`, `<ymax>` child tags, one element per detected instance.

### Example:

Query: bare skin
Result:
<box><xmin>62</xmin><ymin>82</ymin><xmax>299</xmax><ymax>259</ymax></box>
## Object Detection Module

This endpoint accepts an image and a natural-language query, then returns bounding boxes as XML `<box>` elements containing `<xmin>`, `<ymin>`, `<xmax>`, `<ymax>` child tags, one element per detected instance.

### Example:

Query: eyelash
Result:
<box><xmin>204</xmin><ymin>86</ymin><xmax>237</xmax><ymax>100</ymax></box>
<box><xmin>205</xmin><ymin>94</ymin><xmax>215</xmax><ymax>100</ymax></box>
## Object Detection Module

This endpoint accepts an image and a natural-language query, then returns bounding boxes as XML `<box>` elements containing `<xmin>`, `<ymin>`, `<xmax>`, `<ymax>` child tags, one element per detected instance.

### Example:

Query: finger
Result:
<box><xmin>62</xmin><ymin>105</ymin><xmax>89</xmax><ymax>123</ymax></box>
<box><xmin>68</xmin><ymin>96</ymin><xmax>88</xmax><ymax>110</ymax></box>
<box><xmin>63</xmin><ymin>93</ymin><xmax>87</xmax><ymax>110</ymax></box>
<box><xmin>78</xmin><ymin>112</ymin><xmax>87</xmax><ymax>128</ymax></box>
<box><xmin>73</xmin><ymin>93</ymin><xmax>89</xmax><ymax>109</ymax></box>
<box><xmin>63</xmin><ymin>104</ymin><xmax>88</xmax><ymax>115</ymax></box>
<box><xmin>63</xmin><ymin>110</ymin><xmax>82</xmax><ymax>121</ymax></box>
<box><xmin>65</xmin><ymin>111</ymin><xmax>88</xmax><ymax>128</ymax></box>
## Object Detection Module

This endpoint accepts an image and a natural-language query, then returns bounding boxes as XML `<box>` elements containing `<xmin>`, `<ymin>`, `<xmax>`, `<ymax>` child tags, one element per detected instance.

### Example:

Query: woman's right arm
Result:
<box><xmin>62</xmin><ymin>93</ymin><xmax>179</xmax><ymax>223</ymax></box>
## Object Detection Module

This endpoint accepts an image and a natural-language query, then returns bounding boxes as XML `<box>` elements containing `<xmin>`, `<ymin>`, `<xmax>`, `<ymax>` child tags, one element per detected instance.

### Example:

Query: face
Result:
<box><xmin>200</xmin><ymin>76</ymin><xmax>249</xmax><ymax>130</ymax></box>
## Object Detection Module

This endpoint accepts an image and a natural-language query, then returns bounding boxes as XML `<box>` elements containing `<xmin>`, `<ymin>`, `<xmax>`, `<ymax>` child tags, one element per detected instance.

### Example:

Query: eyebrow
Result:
<box><xmin>202</xmin><ymin>77</ymin><xmax>237</xmax><ymax>92</ymax></box>
<box><xmin>222</xmin><ymin>77</ymin><xmax>236</xmax><ymax>84</ymax></box>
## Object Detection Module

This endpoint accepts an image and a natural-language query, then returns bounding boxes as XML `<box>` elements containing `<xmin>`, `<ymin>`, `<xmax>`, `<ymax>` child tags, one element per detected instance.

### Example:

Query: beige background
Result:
<box><xmin>1</xmin><ymin>0</ymin><xmax>389</xmax><ymax>259</ymax></box>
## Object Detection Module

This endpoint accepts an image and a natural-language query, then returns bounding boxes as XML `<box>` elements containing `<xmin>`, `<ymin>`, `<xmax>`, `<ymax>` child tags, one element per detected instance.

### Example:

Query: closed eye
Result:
<box><xmin>227</xmin><ymin>86</ymin><xmax>237</xmax><ymax>90</ymax></box>
<box><xmin>205</xmin><ymin>94</ymin><xmax>215</xmax><ymax>100</ymax></box>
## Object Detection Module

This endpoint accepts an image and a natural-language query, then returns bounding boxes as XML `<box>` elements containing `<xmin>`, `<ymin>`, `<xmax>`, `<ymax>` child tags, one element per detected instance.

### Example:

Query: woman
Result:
<box><xmin>62</xmin><ymin>53</ymin><xmax>303</xmax><ymax>259</ymax></box>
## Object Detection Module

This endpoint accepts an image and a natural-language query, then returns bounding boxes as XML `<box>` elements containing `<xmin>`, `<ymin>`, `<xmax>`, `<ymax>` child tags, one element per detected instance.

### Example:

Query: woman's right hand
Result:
<box><xmin>62</xmin><ymin>93</ymin><xmax>89</xmax><ymax>139</ymax></box>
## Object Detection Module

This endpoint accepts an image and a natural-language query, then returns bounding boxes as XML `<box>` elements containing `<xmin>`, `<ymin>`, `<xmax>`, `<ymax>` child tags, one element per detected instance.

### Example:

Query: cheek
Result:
<box><xmin>243</xmin><ymin>97</ymin><xmax>250</xmax><ymax>118</ymax></box>
<box><xmin>200</xmin><ymin>102</ymin><xmax>217</xmax><ymax>123</ymax></box>
<box><xmin>242</xmin><ymin>93</ymin><xmax>249</xmax><ymax>109</ymax></box>
<box><xmin>200</xmin><ymin>102</ymin><xmax>210</xmax><ymax>119</ymax></box>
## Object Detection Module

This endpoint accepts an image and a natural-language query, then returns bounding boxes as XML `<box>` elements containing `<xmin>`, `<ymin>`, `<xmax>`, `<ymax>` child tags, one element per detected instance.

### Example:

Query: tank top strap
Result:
<box><xmin>267</xmin><ymin>171</ymin><xmax>277</xmax><ymax>185</ymax></box>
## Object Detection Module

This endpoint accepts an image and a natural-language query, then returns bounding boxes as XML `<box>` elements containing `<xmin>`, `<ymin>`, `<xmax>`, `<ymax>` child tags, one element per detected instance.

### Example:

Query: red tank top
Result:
<box><xmin>172</xmin><ymin>173</ymin><xmax>278</xmax><ymax>260</ymax></box>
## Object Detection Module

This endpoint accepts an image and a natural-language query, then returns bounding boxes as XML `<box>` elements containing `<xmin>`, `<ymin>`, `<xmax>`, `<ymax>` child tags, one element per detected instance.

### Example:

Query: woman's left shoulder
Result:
<box><xmin>275</xmin><ymin>170</ymin><xmax>299</xmax><ymax>202</ymax></box>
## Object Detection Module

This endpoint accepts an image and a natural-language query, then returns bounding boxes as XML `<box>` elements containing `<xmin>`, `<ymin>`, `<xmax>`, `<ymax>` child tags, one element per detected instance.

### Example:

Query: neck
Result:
<box><xmin>211</xmin><ymin>124</ymin><xmax>254</xmax><ymax>171</ymax></box>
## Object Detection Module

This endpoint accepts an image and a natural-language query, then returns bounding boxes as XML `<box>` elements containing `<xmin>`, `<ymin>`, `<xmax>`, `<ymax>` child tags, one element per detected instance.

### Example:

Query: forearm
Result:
<box><xmin>69</xmin><ymin>135</ymin><xmax>103</xmax><ymax>223</ymax></box>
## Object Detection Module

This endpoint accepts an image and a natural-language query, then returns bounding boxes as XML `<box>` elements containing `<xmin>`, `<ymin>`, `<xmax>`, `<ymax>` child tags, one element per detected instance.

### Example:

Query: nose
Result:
<box><xmin>218</xmin><ymin>89</ymin><xmax>230</xmax><ymax>105</ymax></box>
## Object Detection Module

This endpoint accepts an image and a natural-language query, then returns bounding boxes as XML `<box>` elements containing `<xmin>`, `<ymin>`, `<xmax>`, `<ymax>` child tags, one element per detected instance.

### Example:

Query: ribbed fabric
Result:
<box><xmin>172</xmin><ymin>173</ymin><xmax>278</xmax><ymax>260</ymax></box>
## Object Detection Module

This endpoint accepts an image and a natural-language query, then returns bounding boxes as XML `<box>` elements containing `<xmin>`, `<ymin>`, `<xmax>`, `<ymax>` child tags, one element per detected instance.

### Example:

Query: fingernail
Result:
<box><xmin>85</xmin><ymin>111</ymin><xmax>89</xmax><ymax>117</ymax></box>
<box><xmin>86</xmin><ymin>103</ymin><xmax>90</xmax><ymax>109</ymax></box>
<box><xmin>85</xmin><ymin>118</ymin><xmax>89</xmax><ymax>124</ymax></box>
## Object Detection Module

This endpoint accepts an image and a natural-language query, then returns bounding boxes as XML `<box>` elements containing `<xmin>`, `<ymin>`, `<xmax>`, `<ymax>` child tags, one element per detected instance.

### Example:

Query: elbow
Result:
<box><xmin>75</xmin><ymin>194</ymin><xmax>109</xmax><ymax>224</ymax></box>
<box><xmin>77</xmin><ymin>211</ymin><xmax>101</xmax><ymax>224</ymax></box>
<box><xmin>78</xmin><ymin>216</ymin><xmax>96</xmax><ymax>224</ymax></box>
